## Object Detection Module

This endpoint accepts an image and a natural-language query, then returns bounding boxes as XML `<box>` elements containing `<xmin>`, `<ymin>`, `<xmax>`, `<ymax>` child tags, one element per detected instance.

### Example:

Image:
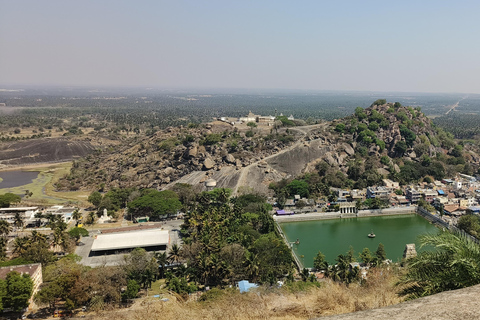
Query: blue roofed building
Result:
<box><xmin>469</xmin><ymin>206</ymin><xmax>480</xmax><ymax>214</ymax></box>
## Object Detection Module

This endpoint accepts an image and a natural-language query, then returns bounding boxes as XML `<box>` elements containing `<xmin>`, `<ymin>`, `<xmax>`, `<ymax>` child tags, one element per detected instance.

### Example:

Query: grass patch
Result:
<box><xmin>147</xmin><ymin>279</ymin><xmax>167</xmax><ymax>296</ymax></box>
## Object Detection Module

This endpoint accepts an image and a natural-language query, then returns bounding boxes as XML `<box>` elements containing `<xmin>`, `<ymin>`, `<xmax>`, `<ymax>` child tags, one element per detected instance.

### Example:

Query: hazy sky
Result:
<box><xmin>1</xmin><ymin>0</ymin><xmax>479</xmax><ymax>93</ymax></box>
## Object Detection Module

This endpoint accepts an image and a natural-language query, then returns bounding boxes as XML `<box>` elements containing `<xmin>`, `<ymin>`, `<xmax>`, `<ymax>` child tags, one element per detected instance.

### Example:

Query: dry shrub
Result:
<box><xmin>93</xmin><ymin>268</ymin><xmax>404</xmax><ymax>320</ymax></box>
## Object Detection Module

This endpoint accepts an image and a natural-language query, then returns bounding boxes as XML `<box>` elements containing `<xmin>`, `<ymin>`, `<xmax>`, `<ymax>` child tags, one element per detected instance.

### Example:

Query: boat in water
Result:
<box><xmin>368</xmin><ymin>231</ymin><xmax>376</xmax><ymax>238</ymax></box>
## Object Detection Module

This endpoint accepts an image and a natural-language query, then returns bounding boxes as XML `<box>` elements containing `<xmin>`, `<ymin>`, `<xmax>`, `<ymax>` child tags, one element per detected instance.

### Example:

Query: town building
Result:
<box><xmin>406</xmin><ymin>188</ymin><xmax>421</xmax><ymax>203</ymax></box>
<box><xmin>366</xmin><ymin>187</ymin><xmax>389</xmax><ymax>200</ymax></box>
<box><xmin>382</xmin><ymin>179</ymin><xmax>399</xmax><ymax>190</ymax></box>
<box><xmin>0</xmin><ymin>207</ymin><xmax>39</xmax><ymax>225</ymax></box>
<box><xmin>422</xmin><ymin>190</ymin><xmax>438</xmax><ymax>203</ymax></box>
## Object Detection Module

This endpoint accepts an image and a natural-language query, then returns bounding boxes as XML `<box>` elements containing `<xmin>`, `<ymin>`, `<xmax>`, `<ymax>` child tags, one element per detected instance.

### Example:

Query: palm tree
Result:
<box><xmin>0</xmin><ymin>220</ymin><xmax>12</xmax><ymax>237</ymax></box>
<box><xmin>168</xmin><ymin>244</ymin><xmax>181</xmax><ymax>264</ymax></box>
<box><xmin>155</xmin><ymin>252</ymin><xmax>168</xmax><ymax>279</ymax></box>
<box><xmin>13</xmin><ymin>236</ymin><xmax>29</xmax><ymax>256</ymax></box>
<box><xmin>245</xmin><ymin>253</ymin><xmax>260</xmax><ymax>283</ymax></box>
<box><xmin>30</xmin><ymin>230</ymin><xmax>47</xmax><ymax>244</ymax></box>
<box><xmin>399</xmin><ymin>231</ymin><xmax>480</xmax><ymax>299</ymax></box>
<box><xmin>13</xmin><ymin>212</ymin><xmax>24</xmax><ymax>229</ymax></box>
<box><xmin>87</xmin><ymin>211</ymin><xmax>96</xmax><ymax>225</ymax></box>
<box><xmin>51</xmin><ymin>228</ymin><xmax>68</xmax><ymax>252</ymax></box>
<box><xmin>72</xmin><ymin>209</ymin><xmax>82</xmax><ymax>224</ymax></box>
<box><xmin>0</xmin><ymin>237</ymin><xmax>7</xmax><ymax>260</ymax></box>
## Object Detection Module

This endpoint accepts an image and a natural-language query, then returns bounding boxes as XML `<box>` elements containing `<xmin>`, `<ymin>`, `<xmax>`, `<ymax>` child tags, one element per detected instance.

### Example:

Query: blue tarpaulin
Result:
<box><xmin>238</xmin><ymin>280</ymin><xmax>258</xmax><ymax>293</ymax></box>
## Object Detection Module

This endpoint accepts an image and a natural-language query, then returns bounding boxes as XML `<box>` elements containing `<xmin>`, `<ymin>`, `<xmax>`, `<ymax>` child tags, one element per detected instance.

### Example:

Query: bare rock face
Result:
<box><xmin>163</xmin><ymin>167</ymin><xmax>175</xmax><ymax>175</ymax></box>
<box><xmin>407</xmin><ymin>151</ymin><xmax>417</xmax><ymax>159</ymax></box>
<box><xmin>343</xmin><ymin>143</ymin><xmax>355</xmax><ymax>156</ymax></box>
<box><xmin>225</xmin><ymin>154</ymin><xmax>236</xmax><ymax>164</ymax></box>
<box><xmin>203</xmin><ymin>158</ymin><xmax>215</xmax><ymax>170</ymax></box>
<box><xmin>324</xmin><ymin>152</ymin><xmax>337</xmax><ymax>166</ymax></box>
<box><xmin>187</xmin><ymin>146</ymin><xmax>198</xmax><ymax>158</ymax></box>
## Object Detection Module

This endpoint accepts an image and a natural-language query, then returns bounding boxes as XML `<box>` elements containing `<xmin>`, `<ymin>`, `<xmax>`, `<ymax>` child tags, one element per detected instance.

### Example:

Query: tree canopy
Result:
<box><xmin>127</xmin><ymin>189</ymin><xmax>182</xmax><ymax>219</ymax></box>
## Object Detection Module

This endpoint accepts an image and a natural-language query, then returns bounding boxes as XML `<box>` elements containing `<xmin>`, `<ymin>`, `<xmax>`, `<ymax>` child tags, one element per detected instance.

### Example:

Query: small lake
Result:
<box><xmin>0</xmin><ymin>170</ymin><xmax>39</xmax><ymax>189</ymax></box>
<box><xmin>280</xmin><ymin>214</ymin><xmax>439</xmax><ymax>268</ymax></box>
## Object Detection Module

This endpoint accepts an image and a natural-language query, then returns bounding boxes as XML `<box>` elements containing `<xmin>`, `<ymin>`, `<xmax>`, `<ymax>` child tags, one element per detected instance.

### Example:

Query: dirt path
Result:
<box><xmin>445</xmin><ymin>96</ymin><xmax>468</xmax><ymax>115</ymax></box>
<box><xmin>232</xmin><ymin>123</ymin><xmax>327</xmax><ymax>195</ymax></box>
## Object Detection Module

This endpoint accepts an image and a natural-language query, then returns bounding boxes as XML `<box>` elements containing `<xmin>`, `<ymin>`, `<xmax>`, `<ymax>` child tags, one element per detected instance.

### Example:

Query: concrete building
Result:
<box><xmin>406</xmin><ymin>188</ymin><xmax>421</xmax><ymax>203</ymax></box>
<box><xmin>382</xmin><ymin>179</ymin><xmax>399</xmax><ymax>190</ymax></box>
<box><xmin>0</xmin><ymin>207</ymin><xmax>39</xmax><ymax>225</ymax></box>
<box><xmin>422</xmin><ymin>191</ymin><xmax>438</xmax><ymax>203</ymax></box>
<box><xmin>366</xmin><ymin>187</ymin><xmax>389</xmax><ymax>200</ymax></box>
<box><xmin>90</xmin><ymin>229</ymin><xmax>169</xmax><ymax>255</ymax></box>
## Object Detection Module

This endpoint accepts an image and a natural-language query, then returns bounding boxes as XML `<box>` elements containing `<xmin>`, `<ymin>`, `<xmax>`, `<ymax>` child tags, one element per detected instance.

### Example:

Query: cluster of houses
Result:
<box><xmin>276</xmin><ymin>175</ymin><xmax>480</xmax><ymax>221</ymax></box>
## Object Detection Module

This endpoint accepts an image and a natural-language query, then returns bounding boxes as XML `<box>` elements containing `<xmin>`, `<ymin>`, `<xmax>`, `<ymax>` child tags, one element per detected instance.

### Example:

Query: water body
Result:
<box><xmin>0</xmin><ymin>170</ymin><xmax>39</xmax><ymax>188</ymax></box>
<box><xmin>280</xmin><ymin>214</ymin><xmax>439</xmax><ymax>268</ymax></box>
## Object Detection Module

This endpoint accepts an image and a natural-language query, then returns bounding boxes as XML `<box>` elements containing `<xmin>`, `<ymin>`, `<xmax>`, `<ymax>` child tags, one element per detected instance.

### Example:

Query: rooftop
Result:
<box><xmin>0</xmin><ymin>263</ymin><xmax>41</xmax><ymax>279</ymax></box>
<box><xmin>91</xmin><ymin>229</ymin><xmax>169</xmax><ymax>252</ymax></box>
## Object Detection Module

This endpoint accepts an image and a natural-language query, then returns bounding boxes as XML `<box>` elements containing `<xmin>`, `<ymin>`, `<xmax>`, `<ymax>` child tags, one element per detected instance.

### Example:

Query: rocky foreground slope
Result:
<box><xmin>318</xmin><ymin>284</ymin><xmax>480</xmax><ymax>320</ymax></box>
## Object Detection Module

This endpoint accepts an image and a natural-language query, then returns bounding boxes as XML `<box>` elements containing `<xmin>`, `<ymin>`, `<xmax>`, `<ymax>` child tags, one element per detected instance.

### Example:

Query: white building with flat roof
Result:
<box><xmin>0</xmin><ymin>206</ymin><xmax>39</xmax><ymax>224</ymax></box>
<box><xmin>90</xmin><ymin>229</ymin><xmax>169</xmax><ymax>254</ymax></box>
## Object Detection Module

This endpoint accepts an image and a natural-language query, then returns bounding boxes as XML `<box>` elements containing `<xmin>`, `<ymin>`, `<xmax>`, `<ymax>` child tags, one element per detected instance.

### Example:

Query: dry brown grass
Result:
<box><xmin>89</xmin><ymin>268</ymin><xmax>404</xmax><ymax>320</ymax></box>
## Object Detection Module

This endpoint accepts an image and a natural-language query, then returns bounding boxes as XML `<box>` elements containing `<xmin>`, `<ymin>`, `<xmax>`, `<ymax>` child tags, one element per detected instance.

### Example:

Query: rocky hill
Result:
<box><xmin>320</xmin><ymin>100</ymin><xmax>480</xmax><ymax>188</ymax></box>
<box><xmin>54</xmin><ymin>122</ymin><xmax>317</xmax><ymax>192</ymax></box>
<box><xmin>54</xmin><ymin>100</ymin><xmax>480</xmax><ymax>194</ymax></box>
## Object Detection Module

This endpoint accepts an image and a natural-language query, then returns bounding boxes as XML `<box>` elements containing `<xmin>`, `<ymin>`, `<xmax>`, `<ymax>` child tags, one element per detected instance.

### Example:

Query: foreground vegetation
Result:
<box><xmin>93</xmin><ymin>269</ymin><xmax>403</xmax><ymax>320</ymax></box>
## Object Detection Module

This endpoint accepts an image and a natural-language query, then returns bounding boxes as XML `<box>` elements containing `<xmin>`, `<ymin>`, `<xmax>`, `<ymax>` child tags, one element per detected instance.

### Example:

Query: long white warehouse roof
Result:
<box><xmin>91</xmin><ymin>228</ymin><xmax>169</xmax><ymax>252</ymax></box>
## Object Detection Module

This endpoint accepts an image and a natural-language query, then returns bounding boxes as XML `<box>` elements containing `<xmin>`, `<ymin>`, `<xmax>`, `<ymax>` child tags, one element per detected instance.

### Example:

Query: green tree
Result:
<box><xmin>68</xmin><ymin>227</ymin><xmax>89</xmax><ymax>243</ymax></box>
<box><xmin>359</xmin><ymin>248</ymin><xmax>375</xmax><ymax>265</ymax></box>
<box><xmin>313</xmin><ymin>251</ymin><xmax>328</xmax><ymax>271</ymax></box>
<box><xmin>127</xmin><ymin>189</ymin><xmax>181</xmax><ymax>219</ymax></box>
<box><xmin>395</xmin><ymin>140</ymin><xmax>408</xmax><ymax>156</ymax></box>
<box><xmin>335</xmin><ymin>123</ymin><xmax>346</xmax><ymax>133</ymax></box>
<box><xmin>373</xmin><ymin>99</ymin><xmax>386</xmax><ymax>106</ymax></box>
<box><xmin>286</xmin><ymin>180</ymin><xmax>309</xmax><ymax>198</ymax></box>
<box><xmin>3</xmin><ymin>271</ymin><xmax>33</xmax><ymax>312</ymax></box>
<box><xmin>13</xmin><ymin>212</ymin><xmax>24</xmax><ymax>229</ymax></box>
<box><xmin>72</xmin><ymin>209</ymin><xmax>82</xmax><ymax>223</ymax></box>
<box><xmin>252</xmin><ymin>233</ymin><xmax>293</xmax><ymax>283</ymax></box>
<box><xmin>155</xmin><ymin>252</ymin><xmax>168</xmax><ymax>279</ymax></box>
<box><xmin>399</xmin><ymin>231</ymin><xmax>480</xmax><ymax>299</ymax></box>
<box><xmin>87</xmin><ymin>191</ymin><xmax>102</xmax><ymax>208</ymax></box>
<box><xmin>122</xmin><ymin>280</ymin><xmax>140</xmax><ymax>301</ymax></box>
<box><xmin>247</xmin><ymin>122</ymin><xmax>257</xmax><ymax>128</ymax></box>
<box><xmin>355</xmin><ymin>107</ymin><xmax>367</xmax><ymax>120</ymax></box>
<box><xmin>375</xmin><ymin>243</ymin><xmax>387</xmax><ymax>264</ymax></box>
<box><xmin>0</xmin><ymin>220</ymin><xmax>11</xmax><ymax>237</ymax></box>
<box><xmin>123</xmin><ymin>248</ymin><xmax>158</xmax><ymax>289</ymax></box>
<box><xmin>457</xmin><ymin>214</ymin><xmax>480</xmax><ymax>237</ymax></box>
<box><xmin>168</xmin><ymin>244</ymin><xmax>181</xmax><ymax>264</ymax></box>
<box><xmin>0</xmin><ymin>193</ymin><xmax>21</xmax><ymax>208</ymax></box>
